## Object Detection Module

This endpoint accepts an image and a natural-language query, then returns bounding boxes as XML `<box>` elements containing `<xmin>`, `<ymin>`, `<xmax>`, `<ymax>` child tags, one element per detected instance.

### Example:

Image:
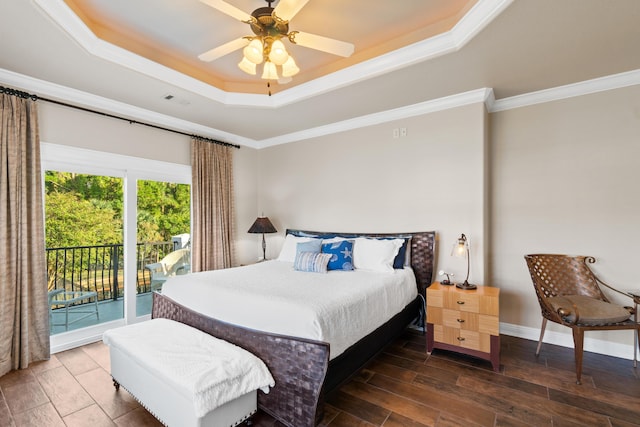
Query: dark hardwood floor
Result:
<box><xmin>1</xmin><ymin>329</ymin><xmax>638</xmax><ymax>426</ymax></box>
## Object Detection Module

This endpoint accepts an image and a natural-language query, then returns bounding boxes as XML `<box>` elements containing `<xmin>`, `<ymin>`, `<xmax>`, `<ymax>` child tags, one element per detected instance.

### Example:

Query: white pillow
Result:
<box><xmin>353</xmin><ymin>237</ymin><xmax>404</xmax><ymax>273</ymax></box>
<box><xmin>277</xmin><ymin>234</ymin><xmax>315</xmax><ymax>262</ymax></box>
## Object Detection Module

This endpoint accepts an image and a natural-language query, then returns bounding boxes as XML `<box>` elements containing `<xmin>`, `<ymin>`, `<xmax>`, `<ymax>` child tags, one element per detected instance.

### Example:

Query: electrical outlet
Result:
<box><xmin>400</xmin><ymin>127</ymin><xmax>407</xmax><ymax>137</ymax></box>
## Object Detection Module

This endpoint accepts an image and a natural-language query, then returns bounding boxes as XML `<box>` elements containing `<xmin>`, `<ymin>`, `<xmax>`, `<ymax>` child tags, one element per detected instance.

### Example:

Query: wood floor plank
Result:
<box><xmin>1</xmin><ymin>333</ymin><xmax>638</xmax><ymax>427</ymax></box>
<box><xmin>383</xmin><ymin>342</ymin><xmax>428</xmax><ymax>363</ymax></box>
<box><xmin>424</xmin><ymin>354</ymin><xmax>549</xmax><ymax>398</ymax></box>
<box><xmin>12</xmin><ymin>402</ymin><xmax>65</xmax><ymax>427</ymax></box>
<box><xmin>56</xmin><ymin>347</ymin><xmax>101</xmax><ymax>376</ymax></box>
<box><xmin>368</xmin><ymin>373</ymin><xmax>496</xmax><ymax>427</ymax></box>
<box><xmin>112</xmin><ymin>407</ymin><xmax>163</xmax><ymax>427</ymax></box>
<box><xmin>413</xmin><ymin>372</ymin><xmax>551</xmax><ymax>426</ymax></box>
<box><xmin>456</xmin><ymin>375</ymin><xmax>611</xmax><ymax>427</ymax></box>
<box><xmin>340</xmin><ymin>379</ymin><xmax>440</xmax><ymax>426</ymax></box>
<box><xmin>383</xmin><ymin>412</ymin><xmax>431</xmax><ymax>427</ymax></box>
<box><xmin>548</xmin><ymin>387</ymin><xmax>640</xmax><ymax>425</ymax></box>
<box><xmin>63</xmin><ymin>404</ymin><xmax>116</xmax><ymax>427</ymax></box>
<box><xmin>434</xmin><ymin>411</ymin><xmax>487</xmax><ymax>427</ymax></box>
<box><xmin>609</xmin><ymin>418</ymin><xmax>640</xmax><ymax>427</ymax></box>
<box><xmin>35</xmin><ymin>365</ymin><xmax>94</xmax><ymax>417</ymax></box>
<box><xmin>81</xmin><ymin>341</ymin><xmax>112</xmax><ymax>372</ymax></box>
<box><xmin>27</xmin><ymin>354</ymin><xmax>63</xmax><ymax>376</ymax></box>
<box><xmin>327</xmin><ymin>411</ymin><xmax>377</xmax><ymax>427</ymax></box>
<box><xmin>0</xmin><ymin>393</ymin><xmax>13</xmax><ymax>427</ymax></box>
<box><xmin>363</xmin><ymin>359</ymin><xmax>419</xmax><ymax>383</ymax></box>
<box><xmin>325</xmin><ymin>390</ymin><xmax>391</xmax><ymax>425</ymax></box>
<box><xmin>74</xmin><ymin>367</ymin><xmax>139</xmax><ymax>419</ymax></box>
<box><xmin>1</xmin><ymin>380</ymin><xmax>50</xmax><ymax>415</ymax></box>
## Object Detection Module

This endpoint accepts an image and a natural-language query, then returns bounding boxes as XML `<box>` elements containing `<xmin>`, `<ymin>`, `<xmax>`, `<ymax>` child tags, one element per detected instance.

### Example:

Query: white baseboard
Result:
<box><xmin>500</xmin><ymin>322</ymin><xmax>638</xmax><ymax>361</ymax></box>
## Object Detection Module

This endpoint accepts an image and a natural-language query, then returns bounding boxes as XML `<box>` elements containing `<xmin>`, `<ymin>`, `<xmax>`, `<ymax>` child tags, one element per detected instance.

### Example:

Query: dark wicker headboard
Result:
<box><xmin>286</xmin><ymin>229</ymin><xmax>436</xmax><ymax>295</ymax></box>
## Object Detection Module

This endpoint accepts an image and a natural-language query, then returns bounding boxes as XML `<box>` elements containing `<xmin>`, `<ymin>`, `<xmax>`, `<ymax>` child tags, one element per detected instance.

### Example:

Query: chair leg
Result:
<box><xmin>535</xmin><ymin>318</ymin><xmax>547</xmax><ymax>356</ymax></box>
<box><xmin>635</xmin><ymin>326</ymin><xmax>639</xmax><ymax>369</ymax></box>
<box><xmin>572</xmin><ymin>328</ymin><xmax>584</xmax><ymax>385</ymax></box>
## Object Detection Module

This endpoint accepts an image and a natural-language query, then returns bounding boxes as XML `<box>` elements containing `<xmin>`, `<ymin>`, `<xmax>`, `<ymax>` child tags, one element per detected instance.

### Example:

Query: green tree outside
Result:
<box><xmin>44</xmin><ymin>171</ymin><xmax>190</xmax><ymax>292</ymax></box>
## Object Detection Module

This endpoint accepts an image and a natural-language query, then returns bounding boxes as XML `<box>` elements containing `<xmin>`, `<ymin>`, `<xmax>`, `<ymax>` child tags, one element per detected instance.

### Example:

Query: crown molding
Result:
<box><xmin>490</xmin><ymin>69</ymin><xmax>640</xmax><ymax>112</ymax></box>
<box><xmin>0</xmin><ymin>68</ymin><xmax>259</xmax><ymax>148</ymax></box>
<box><xmin>4</xmin><ymin>66</ymin><xmax>639</xmax><ymax>149</ymax></box>
<box><xmin>258</xmin><ymin>88</ymin><xmax>495</xmax><ymax>148</ymax></box>
<box><xmin>33</xmin><ymin>0</ymin><xmax>513</xmax><ymax>108</ymax></box>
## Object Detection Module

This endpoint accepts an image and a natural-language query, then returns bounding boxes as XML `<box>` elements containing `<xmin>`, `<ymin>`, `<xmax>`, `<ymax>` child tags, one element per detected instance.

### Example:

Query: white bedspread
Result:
<box><xmin>161</xmin><ymin>260</ymin><xmax>418</xmax><ymax>359</ymax></box>
<box><xmin>103</xmin><ymin>318</ymin><xmax>275</xmax><ymax>418</ymax></box>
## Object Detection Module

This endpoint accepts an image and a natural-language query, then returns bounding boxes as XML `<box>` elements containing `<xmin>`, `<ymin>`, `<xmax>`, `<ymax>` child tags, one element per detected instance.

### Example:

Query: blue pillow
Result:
<box><xmin>296</xmin><ymin>239</ymin><xmax>322</xmax><ymax>258</ymax></box>
<box><xmin>321</xmin><ymin>240</ymin><xmax>354</xmax><ymax>271</ymax></box>
<box><xmin>294</xmin><ymin>252</ymin><xmax>332</xmax><ymax>273</ymax></box>
<box><xmin>393</xmin><ymin>238</ymin><xmax>410</xmax><ymax>269</ymax></box>
<box><xmin>376</xmin><ymin>236</ymin><xmax>410</xmax><ymax>269</ymax></box>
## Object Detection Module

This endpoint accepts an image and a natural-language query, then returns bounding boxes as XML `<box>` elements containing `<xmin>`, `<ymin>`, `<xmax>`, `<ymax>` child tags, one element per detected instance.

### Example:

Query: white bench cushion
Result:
<box><xmin>103</xmin><ymin>318</ymin><xmax>274</xmax><ymax>417</ymax></box>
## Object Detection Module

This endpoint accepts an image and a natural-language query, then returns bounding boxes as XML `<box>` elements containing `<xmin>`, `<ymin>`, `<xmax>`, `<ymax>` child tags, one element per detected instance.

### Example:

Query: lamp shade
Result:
<box><xmin>269</xmin><ymin>39</ymin><xmax>289</xmax><ymax>65</ymax></box>
<box><xmin>281</xmin><ymin>55</ymin><xmax>300</xmax><ymax>77</ymax></box>
<box><xmin>261</xmin><ymin>61</ymin><xmax>278</xmax><ymax>80</ymax></box>
<box><xmin>244</xmin><ymin>39</ymin><xmax>264</xmax><ymax>64</ymax></box>
<box><xmin>248</xmin><ymin>217</ymin><xmax>277</xmax><ymax>234</ymax></box>
<box><xmin>238</xmin><ymin>57</ymin><xmax>257</xmax><ymax>75</ymax></box>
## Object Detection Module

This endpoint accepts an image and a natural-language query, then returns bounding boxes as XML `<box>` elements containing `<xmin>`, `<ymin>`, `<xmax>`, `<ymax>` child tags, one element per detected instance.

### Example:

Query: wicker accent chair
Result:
<box><xmin>524</xmin><ymin>254</ymin><xmax>640</xmax><ymax>384</ymax></box>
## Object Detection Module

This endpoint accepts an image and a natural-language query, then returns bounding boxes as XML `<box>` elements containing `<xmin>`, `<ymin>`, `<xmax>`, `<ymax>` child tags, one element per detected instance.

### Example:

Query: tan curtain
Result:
<box><xmin>0</xmin><ymin>93</ymin><xmax>49</xmax><ymax>377</ymax></box>
<box><xmin>191</xmin><ymin>138</ymin><xmax>235</xmax><ymax>272</ymax></box>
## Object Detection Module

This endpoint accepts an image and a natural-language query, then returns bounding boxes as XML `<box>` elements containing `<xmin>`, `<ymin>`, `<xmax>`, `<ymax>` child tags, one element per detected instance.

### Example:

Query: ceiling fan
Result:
<box><xmin>198</xmin><ymin>0</ymin><xmax>354</xmax><ymax>83</ymax></box>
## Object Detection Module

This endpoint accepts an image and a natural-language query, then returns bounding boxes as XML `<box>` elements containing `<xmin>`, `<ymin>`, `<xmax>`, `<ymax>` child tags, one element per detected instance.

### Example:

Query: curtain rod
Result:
<box><xmin>0</xmin><ymin>84</ymin><xmax>240</xmax><ymax>149</ymax></box>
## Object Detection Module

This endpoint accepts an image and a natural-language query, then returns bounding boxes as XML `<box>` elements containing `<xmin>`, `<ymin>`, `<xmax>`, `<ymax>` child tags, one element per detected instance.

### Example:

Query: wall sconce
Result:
<box><xmin>451</xmin><ymin>233</ymin><xmax>476</xmax><ymax>290</ymax></box>
<box><xmin>248</xmin><ymin>216</ymin><xmax>277</xmax><ymax>261</ymax></box>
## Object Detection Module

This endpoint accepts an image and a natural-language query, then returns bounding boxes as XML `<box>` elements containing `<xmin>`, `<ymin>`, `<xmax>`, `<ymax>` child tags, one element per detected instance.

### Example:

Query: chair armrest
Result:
<box><xmin>48</xmin><ymin>289</ymin><xmax>65</xmax><ymax>304</ymax></box>
<box><xmin>145</xmin><ymin>262</ymin><xmax>164</xmax><ymax>273</ymax></box>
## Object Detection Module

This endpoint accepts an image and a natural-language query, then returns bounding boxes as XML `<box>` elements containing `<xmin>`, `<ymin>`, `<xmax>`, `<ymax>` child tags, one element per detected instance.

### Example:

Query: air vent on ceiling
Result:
<box><xmin>162</xmin><ymin>93</ymin><xmax>190</xmax><ymax>106</ymax></box>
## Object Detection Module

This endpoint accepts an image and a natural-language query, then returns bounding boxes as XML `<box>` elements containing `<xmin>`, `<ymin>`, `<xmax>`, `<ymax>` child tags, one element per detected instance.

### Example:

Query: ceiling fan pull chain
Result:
<box><xmin>267</xmin><ymin>81</ymin><xmax>272</xmax><ymax>96</ymax></box>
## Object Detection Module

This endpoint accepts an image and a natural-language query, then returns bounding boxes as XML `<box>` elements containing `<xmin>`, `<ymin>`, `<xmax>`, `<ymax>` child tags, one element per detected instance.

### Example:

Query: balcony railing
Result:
<box><xmin>47</xmin><ymin>241</ymin><xmax>175</xmax><ymax>304</ymax></box>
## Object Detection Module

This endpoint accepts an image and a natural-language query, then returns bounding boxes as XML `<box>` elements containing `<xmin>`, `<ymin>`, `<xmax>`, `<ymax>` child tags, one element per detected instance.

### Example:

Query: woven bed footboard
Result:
<box><xmin>152</xmin><ymin>292</ymin><xmax>329</xmax><ymax>427</ymax></box>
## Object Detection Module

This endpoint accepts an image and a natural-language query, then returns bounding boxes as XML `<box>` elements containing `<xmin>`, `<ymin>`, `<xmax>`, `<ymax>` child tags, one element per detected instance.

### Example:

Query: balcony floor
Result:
<box><xmin>50</xmin><ymin>292</ymin><xmax>153</xmax><ymax>335</ymax></box>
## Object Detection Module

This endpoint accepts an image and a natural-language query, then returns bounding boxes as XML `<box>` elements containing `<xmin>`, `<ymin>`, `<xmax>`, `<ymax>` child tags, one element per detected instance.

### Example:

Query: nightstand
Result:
<box><xmin>426</xmin><ymin>282</ymin><xmax>500</xmax><ymax>371</ymax></box>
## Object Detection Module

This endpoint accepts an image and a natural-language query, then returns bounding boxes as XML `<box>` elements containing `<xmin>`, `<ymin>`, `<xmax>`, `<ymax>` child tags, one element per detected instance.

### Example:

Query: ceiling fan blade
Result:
<box><xmin>198</xmin><ymin>38</ymin><xmax>248</xmax><ymax>62</ymax></box>
<box><xmin>291</xmin><ymin>31</ymin><xmax>354</xmax><ymax>57</ymax></box>
<box><xmin>199</xmin><ymin>0</ymin><xmax>251</xmax><ymax>22</ymax></box>
<box><xmin>273</xmin><ymin>0</ymin><xmax>310</xmax><ymax>21</ymax></box>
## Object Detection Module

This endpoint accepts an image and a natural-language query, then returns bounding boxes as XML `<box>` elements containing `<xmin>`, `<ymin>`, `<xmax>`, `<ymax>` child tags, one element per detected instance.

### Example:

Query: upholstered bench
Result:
<box><xmin>103</xmin><ymin>318</ymin><xmax>274</xmax><ymax>427</ymax></box>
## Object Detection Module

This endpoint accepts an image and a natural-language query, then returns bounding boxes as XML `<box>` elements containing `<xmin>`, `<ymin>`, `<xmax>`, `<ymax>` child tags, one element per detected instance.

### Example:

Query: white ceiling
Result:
<box><xmin>0</xmin><ymin>0</ymin><xmax>639</xmax><ymax>148</ymax></box>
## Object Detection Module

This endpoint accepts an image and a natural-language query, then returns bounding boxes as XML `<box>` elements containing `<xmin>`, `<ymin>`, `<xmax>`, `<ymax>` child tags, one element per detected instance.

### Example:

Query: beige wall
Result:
<box><xmin>38</xmin><ymin>102</ymin><xmax>259</xmax><ymax>267</ymax></box>
<box><xmin>37</xmin><ymin>83</ymin><xmax>640</xmax><ymax>358</ymax></box>
<box><xmin>257</xmin><ymin>103</ymin><xmax>490</xmax><ymax>283</ymax></box>
<box><xmin>491</xmin><ymin>85</ymin><xmax>640</xmax><ymax>352</ymax></box>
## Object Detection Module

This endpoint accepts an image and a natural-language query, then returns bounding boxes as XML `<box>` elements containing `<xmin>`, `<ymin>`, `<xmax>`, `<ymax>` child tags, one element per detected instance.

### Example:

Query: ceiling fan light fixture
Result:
<box><xmin>243</xmin><ymin>38</ymin><xmax>264</xmax><ymax>64</ymax></box>
<box><xmin>238</xmin><ymin>56</ymin><xmax>257</xmax><ymax>75</ymax></box>
<box><xmin>281</xmin><ymin>55</ymin><xmax>299</xmax><ymax>77</ymax></box>
<box><xmin>261</xmin><ymin>61</ymin><xmax>278</xmax><ymax>80</ymax></box>
<box><xmin>268</xmin><ymin>39</ymin><xmax>289</xmax><ymax>65</ymax></box>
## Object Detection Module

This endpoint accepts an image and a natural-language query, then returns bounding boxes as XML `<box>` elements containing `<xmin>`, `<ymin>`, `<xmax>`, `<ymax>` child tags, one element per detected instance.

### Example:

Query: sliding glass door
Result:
<box><xmin>42</xmin><ymin>143</ymin><xmax>191</xmax><ymax>352</ymax></box>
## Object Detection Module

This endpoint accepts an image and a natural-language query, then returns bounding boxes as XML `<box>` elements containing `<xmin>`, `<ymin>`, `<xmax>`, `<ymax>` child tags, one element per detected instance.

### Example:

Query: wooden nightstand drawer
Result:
<box><xmin>426</xmin><ymin>282</ymin><xmax>500</xmax><ymax>371</ymax></box>
<box><xmin>441</xmin><ymin>309</ymin><xmax>478</xmax><ymax>330</ymax></box>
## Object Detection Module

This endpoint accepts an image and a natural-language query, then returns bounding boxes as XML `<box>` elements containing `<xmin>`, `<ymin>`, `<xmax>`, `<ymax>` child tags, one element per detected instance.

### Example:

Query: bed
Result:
<box><xmin>151</xmin><ymin>229</ymin><xmax>435</xmax><ymax>427</ymax></box>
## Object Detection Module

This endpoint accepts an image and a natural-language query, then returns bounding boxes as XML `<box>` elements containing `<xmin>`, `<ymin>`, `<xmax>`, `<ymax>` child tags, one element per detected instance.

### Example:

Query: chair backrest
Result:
<box><xmin>524</xmin><ymin>254</ymin><xmax>609</xmax><ymax>321</ymax></box>
<box><xmin>525</xmin><ymin>254</ymin><xmax>608</xmax><ymax>300</ymax></box>
<box><xmin>161</xmin><ymin>248</ymin><xmax>190</xmax><ymax>275</ymax></box>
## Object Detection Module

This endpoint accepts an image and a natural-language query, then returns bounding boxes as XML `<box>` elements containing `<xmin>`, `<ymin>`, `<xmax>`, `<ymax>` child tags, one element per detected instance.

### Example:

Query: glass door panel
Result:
<box><xmin>136</xmin><ymin>180</ymin><xmax>191</xmax><ymax>316</ymax></box>
<box><xmin>44</xmin><ymin>171</ymin><xmax>124</xmax><ymax>335</ymax></box>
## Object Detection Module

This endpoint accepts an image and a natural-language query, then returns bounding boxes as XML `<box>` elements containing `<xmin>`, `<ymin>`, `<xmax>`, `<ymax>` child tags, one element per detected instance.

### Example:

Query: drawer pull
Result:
<box><xmin>456</xmin><ymin>319</ymin><xmax>465</xmax><ymax>323</ymax></box>
<box><xmin>456</xmin><ymin>301</ymin><xmax>465</xmax><ymax>305</ymax></box>
<box><xmin>456</xmin><ymin>337</ymin><xmax>465</xmax><ymax>342</ymax></box>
